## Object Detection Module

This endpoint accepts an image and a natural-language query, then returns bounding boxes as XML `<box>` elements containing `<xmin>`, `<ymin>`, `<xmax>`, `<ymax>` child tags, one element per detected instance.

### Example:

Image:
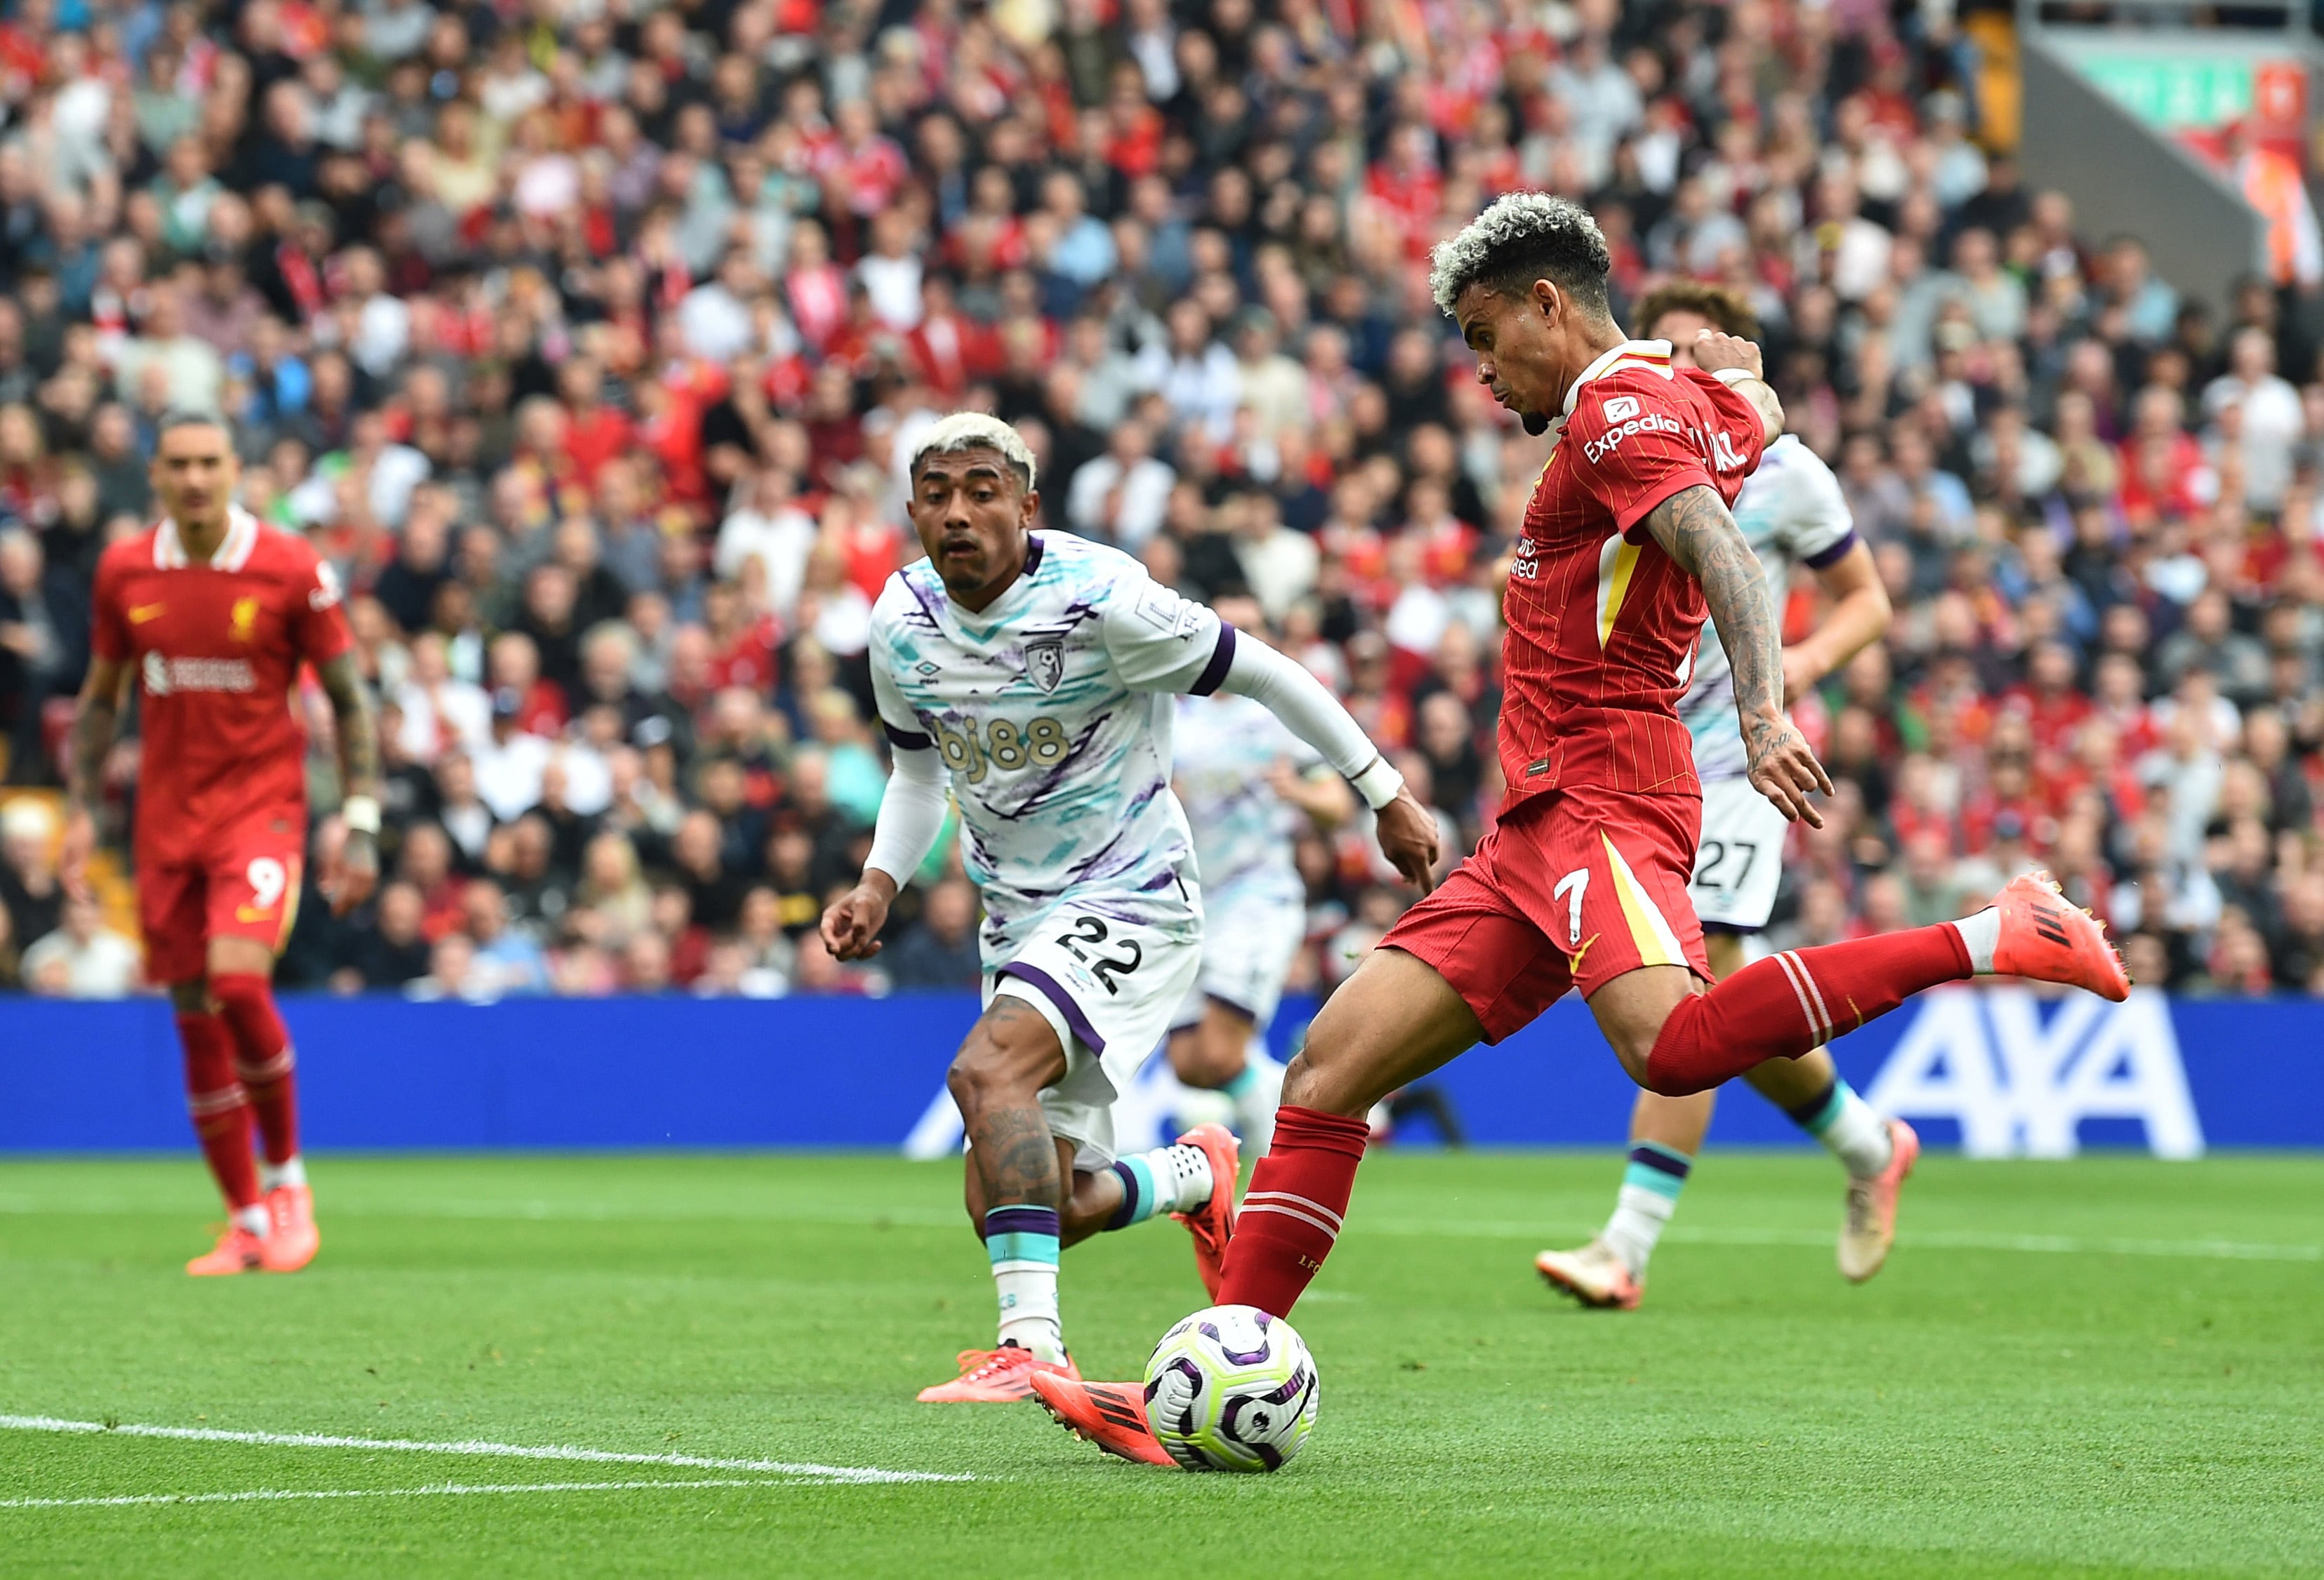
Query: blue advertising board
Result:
<box><xmin>0</xmin><ymin>988</ymin><xmax>2315</xmax><ymax>1155</ymax></box>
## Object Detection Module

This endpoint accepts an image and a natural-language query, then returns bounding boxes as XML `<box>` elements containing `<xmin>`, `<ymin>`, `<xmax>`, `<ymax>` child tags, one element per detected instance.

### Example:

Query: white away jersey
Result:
<box><xmin>1675</xmin><ymin>434</ymin><xmax>1856</xmax><ymax>781</ymax></box>
<box><xmin>869</xmin><ymin>533</ymin><xmax>1238</xmax><ymax>964</ymax></box>
<box><xmin>1173</xmin><ymin>691</ymin><xmax>1320</xmax><ymax>908</ymax></box>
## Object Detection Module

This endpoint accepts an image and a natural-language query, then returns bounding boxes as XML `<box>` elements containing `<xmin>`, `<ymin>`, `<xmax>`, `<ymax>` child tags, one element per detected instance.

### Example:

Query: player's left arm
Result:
<box><xmin>1686</xmin><ymin>329</ymin><xmax>1785</xmax><ymax>444</ymax></box>
<box><xmin>1104</xmin><ymin>576</ymin><xmax>1439</xmax><ymax>889</ymax></box>
<box><xmin>1641</xmin><ymin>485</ymin><xmax>1832</xmax><ymax>826</ymax></box>
<box><xmin>1784</xmin><ymin>539</ymin><xmax>1890</xmax><ymax>703</ymax></box>
<box><xmin>315</xmin><ymin>650</ymin><xmax>382</xmax><ymax>915</ymax></box>
<box><xmin>1269</xmin><ymin>759</ymin><xmax>1357</xmax><ymax>831</ymax></box>
<box><xmin>60</xmin><ymin>653</ymin><xmax>130</xmax><ymax>902</ymax></box>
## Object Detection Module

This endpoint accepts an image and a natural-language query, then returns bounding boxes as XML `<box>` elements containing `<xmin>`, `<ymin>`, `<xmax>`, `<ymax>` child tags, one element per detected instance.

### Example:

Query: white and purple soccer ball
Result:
<box><xmin>1142</xmin><ymin>1304</ymin><xmax>1319</xmax><ymax>1473</ymax></box>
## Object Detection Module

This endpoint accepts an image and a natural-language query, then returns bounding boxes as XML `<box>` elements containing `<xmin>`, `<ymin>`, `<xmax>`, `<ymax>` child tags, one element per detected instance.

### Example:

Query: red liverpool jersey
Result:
<box><xmin>1499</xmin><ymin>340</ymin><xmax>1767</xmax><ymax>810</ymax></box>
<box><xmin>91</xmin><ymin>508</ymin><xmax>355</xmax><ymax>865</ymax></box>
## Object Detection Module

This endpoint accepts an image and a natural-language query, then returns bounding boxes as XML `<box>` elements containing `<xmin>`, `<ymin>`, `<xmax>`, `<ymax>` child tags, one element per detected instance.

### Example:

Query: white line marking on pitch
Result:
<box><xmin>0</xmin><ymin>1416</ymin><xmax>972</xmax><ymax>1485</ymax></box>
<box><xmin>4</xmin><ymin>1196</ymin><xmax>2316</xmax><ymax>1263</ymax></box>
<box><xmin>1368</xmin><ymin>1218</ymin><xmax>2324</xmax><ymax>1263</ymax></box>
<box><xmin>0</xmin><ymin>1479</ymin><xmax>836</xmax><ymax>1511</ymax></box>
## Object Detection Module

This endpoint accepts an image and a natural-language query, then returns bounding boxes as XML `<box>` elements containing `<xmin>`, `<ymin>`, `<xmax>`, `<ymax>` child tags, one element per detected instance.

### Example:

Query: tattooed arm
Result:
<box><xmin>59</xmin><ymin>654</ymin><xmax>130</xmax><ymax>901</ymax></box>
<box><xmin>315</xmin><ymin>650</ymin><xmax>381</xmax><ymax>913</ymax></box>
<box><xmin>1641</xmin><ymin>484</ymin><xmax>1834</xmax><ymax>826</ymax></box>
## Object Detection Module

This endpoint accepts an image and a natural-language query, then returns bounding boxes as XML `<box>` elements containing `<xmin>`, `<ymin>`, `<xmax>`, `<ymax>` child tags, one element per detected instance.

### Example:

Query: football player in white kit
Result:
<box><xmin>1533</xmin><ymin>286</ymin><xmax>1908</xmax><ymax>1310</ymax></box>
<box><xmin>821</xmin><ymin>415</ymin><xmax>1439</xmax><ymax>1402</ymax></box>
<box><xmin>1166</xmin><ymin>594</ymin><xmax>1354</xmax><ymax>1165</ymax></box>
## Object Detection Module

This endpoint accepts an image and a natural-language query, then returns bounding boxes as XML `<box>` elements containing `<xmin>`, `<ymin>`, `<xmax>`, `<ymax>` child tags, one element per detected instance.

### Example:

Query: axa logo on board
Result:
<box><xmin>1863</xmin><ymin>987</ymin><xmax>2203</xmax><ymax>1158</ymax></box>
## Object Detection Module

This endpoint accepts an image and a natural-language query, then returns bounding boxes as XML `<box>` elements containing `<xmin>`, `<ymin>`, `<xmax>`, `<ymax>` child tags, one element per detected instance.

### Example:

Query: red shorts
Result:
<box><xmin>1380</xmin><ymin>786</ymin><xmax>1709</xmax><ymax>1044</ymax></box>
<box><xmin>137</xmin><ymin>813</ymin><xmax>305</xmax><ymax>985</ymax></box>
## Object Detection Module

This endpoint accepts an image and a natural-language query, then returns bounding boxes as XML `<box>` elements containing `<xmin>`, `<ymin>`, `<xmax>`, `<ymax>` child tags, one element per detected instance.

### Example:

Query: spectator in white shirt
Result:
<box><xmin>715</xmin><ymin>465</ymin><xmax>819</xmax><ymax>625</ymax></box>
<box><xmin>2202</xmin><ymin>327</ymin><xmax>2306</xmax><ymax>510</ymax></box>
<box><xmin>393</xmin><ymin>631</ymin><xmax>491</xmax><ymax>765</ymax></box>
<box><xmin>1067</xmin><ymin>418</ymin><xmax>1175</xmax><ymax>550</ymax></box>
<box><xmin>473</xmin><ymin>690</ymin><xmax>553</xmax><ymax>823</ymax></box>
<box><xmin>857</xmin><ymin>211</ymin><xmax>924</xmax><ymax>330</ymax></box>
<box><xmin>22</xmin><ymin>897</ymin><xmax>142</xmax><ymax>999</ymax></box>
<box><xmin>1233</xmin><ymin>490</ymin><xmax>1319</xmax><ymax>623</ymax></box>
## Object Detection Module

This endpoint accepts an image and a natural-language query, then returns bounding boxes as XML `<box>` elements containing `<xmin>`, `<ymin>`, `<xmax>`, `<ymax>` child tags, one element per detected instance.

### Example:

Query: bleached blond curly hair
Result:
<box><xmin>1427</xmin><ymin>192</ymin><xmax>1613</xmax><ymax>319</ymax></box>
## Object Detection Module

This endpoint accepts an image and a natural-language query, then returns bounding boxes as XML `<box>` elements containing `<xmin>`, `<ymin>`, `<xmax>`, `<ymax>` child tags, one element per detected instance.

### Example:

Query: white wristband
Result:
<box><xmin>341</xmin><ymin>795</ymin><xmax>381</xmax><ymax>836</ymax></box>
<box><xmin>1350</xmin><ymin>757</ymin><xmax>1404</xmax><ymax>811</ymax></box>
<box><xmin>1710</xmin><ymin>366</ymin><xmax>1759</xmax><ymax>387</ymax></box>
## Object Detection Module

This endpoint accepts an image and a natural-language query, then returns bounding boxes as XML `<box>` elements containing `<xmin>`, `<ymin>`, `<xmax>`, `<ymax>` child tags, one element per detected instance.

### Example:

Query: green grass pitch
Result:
<box><xmin>1</xmin><ymin>1151</ymin><xmax>2319</xmax><ymax>1577</ymax></box>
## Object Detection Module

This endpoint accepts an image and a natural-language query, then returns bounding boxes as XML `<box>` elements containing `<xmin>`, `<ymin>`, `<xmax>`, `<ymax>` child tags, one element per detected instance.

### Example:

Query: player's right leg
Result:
<box><xmin>919</xmin><ymin>990</ymin><xmax>1083</xmax><ymax>1401</ymax></box>
<box><xmin>1168</xmin><ymin>1000</ymin><xmax>1281</xmax><ymax>1161</ymax></box>
<box><xmin>145</xmin><ymin>865</ymin><xmax>268</xmax><ymax>1275</ymax></box>
<box><xmin>1215</xmin><ymin>837</ymin><xmax>1575</xmax><ymax>1319</ymax></box>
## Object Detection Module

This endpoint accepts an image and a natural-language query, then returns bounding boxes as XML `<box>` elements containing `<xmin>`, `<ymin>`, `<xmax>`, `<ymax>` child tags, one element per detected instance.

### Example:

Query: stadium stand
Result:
<box><xmin>0</xmin><ymin>0</ymin><xmax>2321</xmax><ymax>1004</ymax></box>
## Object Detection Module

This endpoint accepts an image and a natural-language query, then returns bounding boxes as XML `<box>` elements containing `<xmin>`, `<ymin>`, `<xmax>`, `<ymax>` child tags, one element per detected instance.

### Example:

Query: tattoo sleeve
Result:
<box><xmin>317</xmin><ymin>651</ymin><xmax>381</xmax><ymax>799</ymax></box>
<box><xmin>1642</xmin><ymin>484</ymin><xmax>1784</xmax><ymax>728</ymax></box>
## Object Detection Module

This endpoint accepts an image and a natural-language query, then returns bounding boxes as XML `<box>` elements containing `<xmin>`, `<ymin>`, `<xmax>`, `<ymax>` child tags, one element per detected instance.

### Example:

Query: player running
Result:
<box><xmin>1535</xmin><ymin>282</ymin><xmax>1906</xmax><ymax>1311</ymax></box>
<box><xmin>1036</xmin><ymin>193</ymin><xmax>2125</xmax><ymax>1464</ymax></box>
<box><xmin>819</xmin><ymin>414</ymin><xmax>1437</xmax><ymax>1405</ymax></box>
<box><xmin>1165</xmin><ymin>595</ymin><xmax>1356</xmax><ymax>1164</ymax></box>
<box><xmin>63</xmin><ymin>411</ymin><xmax>380</xmax><ymax>1276</ymax></box>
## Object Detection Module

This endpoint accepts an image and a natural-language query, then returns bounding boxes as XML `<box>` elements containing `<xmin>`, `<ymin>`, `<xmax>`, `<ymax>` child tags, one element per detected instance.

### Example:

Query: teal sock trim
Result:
<box><xmin>1118</xmin><ymin>1156</ymin><xmax>1161</xmax><ymax>1226</ymax></box>
<box><xmin>1620</xmin><ymin>1141</ymin><xmax>1693</xmax><ymax>1202</ymax></box>
<box><xmin>985</xmin><ymin>1231</ymin><xmax>1059</xmax><ymax>1266</ymax></box>
<box><xmin>1797</xmin><ymin>1080</ymin><xmax>1850</xmax><ymax>1137</ymax></box>
<box><xmin>1221</xmin><ymin>1065</ymin><xmax>1260</xmax><ymax>1100</ymax></box>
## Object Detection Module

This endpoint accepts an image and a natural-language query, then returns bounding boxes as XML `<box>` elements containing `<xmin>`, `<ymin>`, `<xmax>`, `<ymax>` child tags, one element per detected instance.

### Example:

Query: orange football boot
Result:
<box><xmin>916</xmin><ymin>1345</ymin><xmax>1081</xmax><ymax>1403</ymax></box>
<box><xmin>1170</xmin><ymin>1123</ymin><xmax>1240</xmax><ymax>1301</ymax></box>
<box><xmin>186</xmin><ymin>1226</ymin><xmax>265</xmax><ymax>1276</ymax></box>
<box><xmin>1840</xmin><ymin>1118</ymin><xmax>1920</xmax><ymax>1283</ymax></box>
<box><xmin>1030</xmin><ymin>1372</ymin><xmax>1174</xmax><ymax>1466</ymax></box>
<box><xmin>1533</xmin><ymin>1238</ymin><xmax>1643</xmax><ymax>1310</ymax></box>
<box><xmin>260</xmin><ymin>1184</ymin><xmax>319</xmax><ymax>1273</ymax></box>
<box><xmin>1990</xmin><ymin>871</ymin><xmax>2130</xmax><ymax>1000</ymax></box>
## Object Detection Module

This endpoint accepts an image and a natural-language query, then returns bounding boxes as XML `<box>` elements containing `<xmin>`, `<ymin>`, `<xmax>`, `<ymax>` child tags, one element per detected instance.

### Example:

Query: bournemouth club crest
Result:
<box><xmin>1024</xmin><ymin>637</ymin><xmax>1065</xmax><ymax>694</ymax></box>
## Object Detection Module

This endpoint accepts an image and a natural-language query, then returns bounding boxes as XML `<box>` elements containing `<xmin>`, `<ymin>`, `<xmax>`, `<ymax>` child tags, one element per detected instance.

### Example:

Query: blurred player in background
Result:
<box><xmin>63</xmin><ymin>413</ymin><xmax>379</xmax><ymax>1276</ymax></box>
<box><xmin>821</xmin><ymin>414</ymin><xmax>1436</xmax><ymax>1407</ymax></box>
<box><xmin>1041</xmin><ymin>194</ymin><xmax>2126</xmax><ymax>1468</ymax></box>
<box><xmin>1166</xmin><ymin>593</ymin><xmax>1356</xmax><ymax>1164</ymax></box>
<box><xmin>1536</xmin><ymin>283</ymin><xmax>1906</xmax><ymax>1311</ymax></box>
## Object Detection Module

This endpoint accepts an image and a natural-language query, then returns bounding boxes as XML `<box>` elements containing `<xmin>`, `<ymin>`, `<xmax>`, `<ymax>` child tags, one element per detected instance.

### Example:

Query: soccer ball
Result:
<box><xmin>1142</xmin><ymin>1304</ymin><xmax>1319</xmax><ymax>1473</ymax></box>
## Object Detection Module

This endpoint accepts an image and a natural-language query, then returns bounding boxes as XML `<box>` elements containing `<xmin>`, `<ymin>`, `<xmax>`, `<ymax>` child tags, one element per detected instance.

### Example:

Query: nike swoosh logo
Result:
<box><xmin>128</xmin><ymin>604</ymin><xmax>166</xmax><ymax>623</ymax></box>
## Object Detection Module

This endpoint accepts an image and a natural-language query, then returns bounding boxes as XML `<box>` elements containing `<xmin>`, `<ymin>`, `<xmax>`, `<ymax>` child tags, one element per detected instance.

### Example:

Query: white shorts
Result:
<box><xmin>987</xmin><ymin>898</ymin><xmax>1202</xmax><ymax>1171</ymax></box>
<box><xmin>1169</xmin><ymin>884</ymin><xmax>1304</xmax><ymax>1034</ymax></box>
<box><xmin>1688</xmin><ymin>774</ymin><xmax>1788</xmax><ymax>931</ymax></box>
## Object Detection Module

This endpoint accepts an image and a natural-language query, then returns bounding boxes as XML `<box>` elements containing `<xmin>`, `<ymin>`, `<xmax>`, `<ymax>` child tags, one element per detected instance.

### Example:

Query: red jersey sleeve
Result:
<box><xmin>289</xmin><ymin>543</ymin><xmax>355</xmax><ymax>668</ymax></box>
<box><xmin>91</xmin><ymin>543</ymin><xmax>131</xmax><ymax>664</ymax></box>
<box><xmin>1564</xmin><ymin>366</ymin><xmax>1769</xmax><ymax>537</ymax></box>
<box><xmin>1562</xmin><ymin>371</ymin><xmax>1722</xmax><ymax>536</ymax></box>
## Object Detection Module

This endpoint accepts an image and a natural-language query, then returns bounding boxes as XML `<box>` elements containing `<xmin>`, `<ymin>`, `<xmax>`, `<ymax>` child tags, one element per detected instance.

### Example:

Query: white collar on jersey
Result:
<box><xmin>1561</xmin><ymin>338</ymin><xmax>1676</xmax><ymax>418</ymax></box>
<box><xmin>154</xmin><ymin>505</ymin><xmax>259</xmax><ymax>572</ymax></box>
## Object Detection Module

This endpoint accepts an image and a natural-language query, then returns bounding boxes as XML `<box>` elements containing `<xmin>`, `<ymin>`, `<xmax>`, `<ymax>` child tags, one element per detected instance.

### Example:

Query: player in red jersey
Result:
<box><xmin>62</xmin><ymin>413</ymin><xmax>381</xmax><ymax>1276</ymax></box>
<box><xmin>1033</xmin><ymin>193</ymin><xmax>2128</xmax><ymax>1466</ymax></box>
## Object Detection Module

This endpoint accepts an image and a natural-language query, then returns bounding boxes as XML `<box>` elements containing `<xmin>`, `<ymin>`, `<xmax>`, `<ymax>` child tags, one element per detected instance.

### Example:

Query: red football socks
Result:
<box><xmin>1216</xmin><ymin>1105</ymin><xmax>1371</xmax><ymax>1318</ymax></box>
<box><xmin>1644</xmin><ymin>923</ymin><xmax>1974</xmax><ymax>1096</ymax></box>
<box><xmin>177</xmin><ymin>1010</ymin><xmax>261</xmax><ymax>1211</ymax></box>
<box><xmin>211</xmin><ymin>974</ymin><xmax>298</xmax><ymax>1166</ymax></box>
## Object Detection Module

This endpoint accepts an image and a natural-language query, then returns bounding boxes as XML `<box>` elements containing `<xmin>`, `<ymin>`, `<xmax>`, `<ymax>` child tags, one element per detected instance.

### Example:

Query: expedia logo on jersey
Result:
<box><xmin>1581</xmin><ymin>405</ymin><xmax>1685</xmax><ymax>465</ymax></box>
<box><xmin>142</xmin><ymin>652</ymin><xmax>258</xmax><ymax>696</ymax></box>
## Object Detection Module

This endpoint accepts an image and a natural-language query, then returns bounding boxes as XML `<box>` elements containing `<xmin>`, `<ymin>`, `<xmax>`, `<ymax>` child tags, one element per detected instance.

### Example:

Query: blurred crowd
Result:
<box><xmin>1</xmin><ymin>0</ymin><xmax>2323</xmax><ymax>1001</ymax></box>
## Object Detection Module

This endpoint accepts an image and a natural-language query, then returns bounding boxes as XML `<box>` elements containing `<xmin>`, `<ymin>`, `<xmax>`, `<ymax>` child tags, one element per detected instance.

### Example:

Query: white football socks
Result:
<box><xmin>259</xmin><ymin>1156</ymin><xmax>305</xmax><ymax>1193</ymax></box>
<box><xmin>1805</xmin><ymin>1083</ymin><xmax>1896</xmax><ymax>1178</ymax></box>
<box><xmin>1602</xmin><ymin>1185</ymin><xmax>1676</xmax><ymax>1277</ymax></box>
<box><xmin>1950</xmin><ymin>908</ymin><xmax>2001</xmax><ymax>974</ymax></box>
<box><xmin>232</xmin><ymin>1203</ymin><xmax>271</xmax><ymax>1238</ymax></box>
<box><xmin>1223</xmin><ymin>1042</ymin><xmax>1285</xmax><ymax>1162</ymax></box>
<box><xmin>1133</xmin><ymin>1142</ymin><xmax>1215</xmax><ymax>1215</ymax></box>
